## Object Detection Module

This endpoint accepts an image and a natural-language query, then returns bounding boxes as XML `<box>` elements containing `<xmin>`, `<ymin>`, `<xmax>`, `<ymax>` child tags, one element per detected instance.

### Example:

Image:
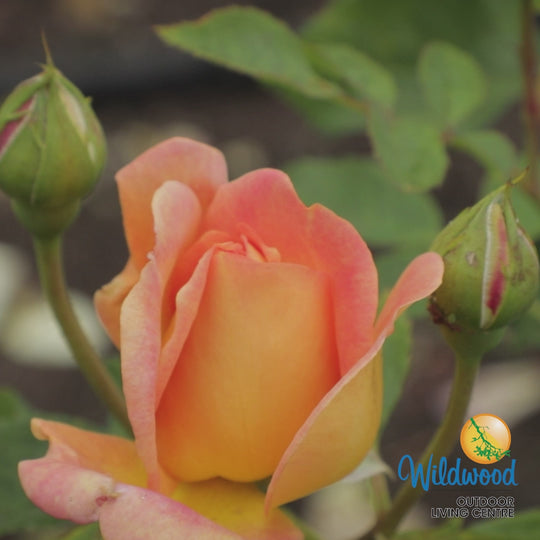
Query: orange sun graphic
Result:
<box><xmin>460</xmin><ymin>414</ymin><xmax>511</xmax><ymax>465</ymax></box>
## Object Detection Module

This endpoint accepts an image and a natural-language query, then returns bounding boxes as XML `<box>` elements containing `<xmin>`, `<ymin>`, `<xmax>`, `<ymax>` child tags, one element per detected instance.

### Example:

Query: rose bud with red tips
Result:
<box><xmin>0</xmin><ymin>54</ymin><xmax>106</xmax><ymax>237</ymax></box>
<box><xmin>429</xmin><ymin>176</ymin><xmax>539</xmax><ymax>336</ymax></box>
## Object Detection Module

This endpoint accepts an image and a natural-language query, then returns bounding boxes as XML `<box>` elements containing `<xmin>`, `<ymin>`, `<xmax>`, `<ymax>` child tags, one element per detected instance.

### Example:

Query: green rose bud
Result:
<box><xmin>0</xmin><ymin>54</ymin><xmax>106</xmax><ymax>237</ymax></box>
<box><xmin>429</xmin><ymin>175</ymin><xmax>539</xmax><ymax>337</ymax></box>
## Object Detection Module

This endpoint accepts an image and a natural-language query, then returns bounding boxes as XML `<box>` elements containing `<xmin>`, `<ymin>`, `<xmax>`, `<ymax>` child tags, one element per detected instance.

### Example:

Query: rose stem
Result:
<box><xmin>33</xmin><ymin>235</ymin><xmax>131</xmax><ymax>431</ymax></box>
<box><xmin>359</xmin><ymin>350</ymin><xmax>481</xmax><ymax>539</ymax></box>
<box><xmin>521</xmin><ymin>0</ymin><xmax>540</xmax><ymax>202</ymax></box>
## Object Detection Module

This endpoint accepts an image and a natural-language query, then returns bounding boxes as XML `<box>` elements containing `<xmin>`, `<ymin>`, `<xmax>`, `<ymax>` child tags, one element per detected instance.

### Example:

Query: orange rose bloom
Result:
<box><xmin>19</xmin><ymin>138</ymin><xmax>443</xmax><ymax>539</ymax></box>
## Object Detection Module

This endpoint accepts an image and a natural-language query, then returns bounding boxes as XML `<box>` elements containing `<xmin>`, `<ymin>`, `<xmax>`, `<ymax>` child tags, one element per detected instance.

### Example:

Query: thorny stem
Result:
<box><xmin>34</xmin><ymin>236</ymin><xmax>131</xmax><ymax>431</ymax></box>
<box><xmin>359</xmin><ymin>352</ymin><xmax>481</xmax><ymax>539</ymax></box>
<box><xmin>521</xmin><ymin>0</ymin><xmax>540</xmax><ymax>202</ymax></box>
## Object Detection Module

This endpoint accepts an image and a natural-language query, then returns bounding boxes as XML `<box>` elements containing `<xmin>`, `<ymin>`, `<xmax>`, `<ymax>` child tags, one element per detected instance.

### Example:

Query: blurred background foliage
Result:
<box><xmin>0</xmin><ymin>1</ymin><xmax>539</xmax><ymax>539</ymax></box>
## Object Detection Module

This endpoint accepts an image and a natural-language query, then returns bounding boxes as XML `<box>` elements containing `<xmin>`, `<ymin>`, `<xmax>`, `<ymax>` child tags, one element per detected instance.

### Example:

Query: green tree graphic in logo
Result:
<box><xmin>467</xmin><ymin>417</ymin><xmax>511</xmax><ymax>462</ymax></box>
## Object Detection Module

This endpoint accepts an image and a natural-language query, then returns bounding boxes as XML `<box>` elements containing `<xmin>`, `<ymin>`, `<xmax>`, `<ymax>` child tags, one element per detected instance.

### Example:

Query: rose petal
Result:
<box><xmin>265</xmin><ymin>252</ymin><xmax>444</xmax><ymax>508</ymax></box>
<box><xmin>19</xmin><ymin>458</ymin><xmax>117</xmax><ymax>524</ymax></box>
<box><xmin>121</xmin><ymin>249</ymin><xmax>217</xmax><ymax>490</ymax></box>
<box><xmin>205</xmin><ymin>169</ymin><xmax>378</xmax><ymax>374</ymax></box>
<box><xmin>265</xmin><ymin>349</ymin><xmax>383</xmax><ymax>509</ymax></box>
<box><xmin>94</xmin><ymin>259</ymin><xmax>139</xmax><ymax>347</ymax></box>
<box><xmin>120</xmin><ymin>260</ymin><xmax>162</xmax><ymax>490</ymax></box>
<box><xmin>156</xmin><ymin>250</ymin><xmax>340</xmax><ymax>483</ymax></box>
<box><xmin>18</xmin><ymin>419</ymin><xmax>144</xmax><ymax>523</ymax></box>
<box><xmin>172</xmin><ymin>478</ymin><xmax>302</xmax><ymax>540</ymax></box>
<box><xmin>116</xmin><ymin>137</ymin><xmax>227</xmax><ymax>268</ymax></box>
<box><xmin>99</xmin><ymin>483</ymin><xmax>242</xmax><ymax>540</ymax></box>
<box><xmin>96</xmin><ymin>178</ymin><xmax>204</xmax><ymax>347</ymax></box>
<box><xmin>155</xmin><ymin>247</ymin><xmax>217</xmax><ymax>404</ymax></box>
<box><xmin>19</xmin><ymin>419</ymin><xmax>300</xmax><ymax>539</ymax></box>
<box><xmin>19</xmin><ymin>457</ymin><xmax>240</xmax><ymax>539</ymax></box>
<box><xmin>152</xmin><ymin>181</ymin><xmax>202</xmax><ymax>327</ymax></box>
<box><xmin>374</xmin><ymin>252</ymin><xmax>444</xmax><ymax>337</ymax></box>
<box><xmin>28</xmin><ymin>419</ymin><xmax>146</xmax><ymax>487</ymax></box>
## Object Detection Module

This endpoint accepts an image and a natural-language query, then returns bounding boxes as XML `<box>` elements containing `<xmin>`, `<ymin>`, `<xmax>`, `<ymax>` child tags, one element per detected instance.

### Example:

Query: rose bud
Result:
<box><xmin>429</xmin><ymin>177</ymin><xmax>539</xmax><ymax>334</ymax></box>
<box><xmin>0</xmin><ymin>55</ymin><xmax>106</xmax><ymax>237</ymax></box>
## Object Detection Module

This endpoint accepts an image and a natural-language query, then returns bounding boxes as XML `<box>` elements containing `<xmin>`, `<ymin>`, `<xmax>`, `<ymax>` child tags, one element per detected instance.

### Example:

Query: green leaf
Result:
<box><xmin>0</xmin><ymin>387</ymin><xmax>28</xmax><ymax>418</ymax></box>
<box><xmin>278</xmin><ymin>88</ymin><xmax>366</xmax><ymax>135</ymax></box>
<box><xmin>418</xmin><ymin>41</ymin><xmax>487</xmax><ymax>129</ymax></box>
<box><xmin>284</xmin><ymin>156</ymin><xmax>442</xmax><ymax>247</ymax></box>
<box><xmin>452</xmin><ymin>130</ymin><xmax>518</xmax><ymax>187</ymax></box>
<box><xmin>0</xmin><ymin>389</ymin><xmax>58</xmax><ymax>535</ymax></box>
<box><xmin>61</xmin><ymin>523</ymin><xmax>102</xmax><ymax>540</ymax></box>
<box><xmin>303</xmin><ymin>0</ymin><xmax>521</xmax><ymax>128</ymax></box>
<box><xmin>307</xmin><ymin>42</ymin><xmax>397</xmax><ymax>109</ymax></box>
<box><xmin>367</xmin><ymin>110</ymin><xmax>449</xmax><ymax>191</ymax></box>
<box><xmin>468</xmin><ymin>509</ymin><xmax>540</xmax><ymax>539</ymax></box>
<box><xmin>380</xmin><ymin>314</ymin><xmax>412</xmax><ymax>431</ymax></box>
<box><xmin>156</xmin><ymin>7</ymin><xmax>341</xmax><ymax>99</ymax></box>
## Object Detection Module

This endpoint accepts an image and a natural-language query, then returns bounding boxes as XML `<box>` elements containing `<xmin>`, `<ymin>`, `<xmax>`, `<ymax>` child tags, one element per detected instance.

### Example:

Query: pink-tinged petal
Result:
<box><xmin>120</xmin><ymin>260</ymin><xmax>162</xmax><ymax>491</ymax></box>
<box><xmin>117</xmin><ymin>137</ymin><xmax>227</xmax><ymax>268</ymax></box>
<box><xmin>28</xmin><ymin>419</ymin><xmax>146</xmax><ymax>487</ymax></box>
<box><xmin>99</xmin><ymin>483</ymin><xmax>241</xmax><ymax>540</ymax></box>
<box><xmin>122</xmin><ymin>248</ymin><xmax>217</xmax><ymax>490</ymax></box>
<box><xmin>156</xmin><ymin>251</ymin><xmax>340</xmax><ymax>482</ymax></box>
<box><xmin>265</xmin><ymin>349</ymin><xmax>382</xmax><ymax>509</ymax></box>
<box><xmin>19</xmin><ymin>458</ymin><xmax>117</xmax><ymax>524</ymax></box>
<box><xmin>156</xmin><ymin>248</ymin><xmax>216</xmax><ymax>404</ymax></box>
<box><xmin>374</xmin><ymin>252</ymin><xmax>444</xmax><ymax>337</ymax></box>
<box><xmin>172</xmin><ymin>478</ymin><xmax>302</xmax><ymax>540</ymax></box>
<box><xmin>265</xmin><ymin>252</ymin><xmax>443</xmax><ymax>508</ymax></box>
<box><xmin>94</xmin><ymin>258</ymin><xmax>139</xmax><ymax>348</ymax></box>
<box><xmin>309</xmin><ymin>203</ymin><xmax>378</xmax><ymax>374</ymax></box>
<box><xmin>19</xmin><ymin>444</ymin><xmax>241</xmax><ymax>538</ymax></box>
<box><xmin>96</xmin><ymin>180</ymin><xmax>202</xmax><ymax>348</ymax></box>
<box><xmin>205</xmin><ymin>169</ymin><xmax>378</xmax><ymax>374</ymax></box>
<box><xmin>152</xmin><ymin>181</ymin><xmax>202</xmax><ymax>327</ymax></box>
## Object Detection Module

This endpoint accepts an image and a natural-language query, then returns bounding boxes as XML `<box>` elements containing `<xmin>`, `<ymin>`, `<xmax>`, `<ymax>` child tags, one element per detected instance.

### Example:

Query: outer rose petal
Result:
<box><xmin>18</xmin><ymin>419</ymin><xmax>144</xmax><ymax>523</ymax></box>
<box><xmin>172</xmin><ymin>479</ymin><xmax>303</xmax><ymax>540</ymax></box>
<box><xmin>205</xmin><ymin>169</ymin><xmax>378</xmax><ymax>374</ymax></box>
<box><xmin>27</xmin><ymin>419</ymin><xmax>146</xmax><ymax>487</ymax></box>
<box><xmin>99</xmin><ymin>484</ymin><xmax>242</xmax><ymax>540</ymax></box>
<box><xmin>116</xmin><ymin>137</ymin><xmax>227</xmax><ymax>268</ymax></box>
<box><xmin>94</xmin><ymin>259</ymin><xmax>139</xmax><ymax>347</ymax></box>
<box><xmin>120</xmin><ymin>260</ymin><xmax>162</xmax><ymax>490</ymax></box>
<box><xmin>19</xmin><ymin>460</ymin><xmax>240</xmax><ymax>539</ymax></box>
<box><xmin>265</xmin><ymin>349</ymin><xmax>382</xmax><ymax>509</ymax></box>
<box><xmin>374</xmin><ymin>252</ymin><xmax>444</xmax><ymax>337</ymax></box>
<box><xmin>19</xmin><ymin>420</ymin><xmax>301</xmax><ymax>540</ymax></box>
<box><xmin>265</xmin><ymin>252</ymin><xmax>444</xmax><ymax>508</ymax></box>
<box><xmin>19</xmin><ymin>458</ymin><xmax>116</xmax><ymax>524</ymax></box>
<box><xmin>96</xmin><ymin>179</ymin><xmax>203</xmax><ymax>346</ymax></box>
<box><xmin>121</xmin><ymin>248</ymin><xmax>217</xmax><ymax>490</ymax></box>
